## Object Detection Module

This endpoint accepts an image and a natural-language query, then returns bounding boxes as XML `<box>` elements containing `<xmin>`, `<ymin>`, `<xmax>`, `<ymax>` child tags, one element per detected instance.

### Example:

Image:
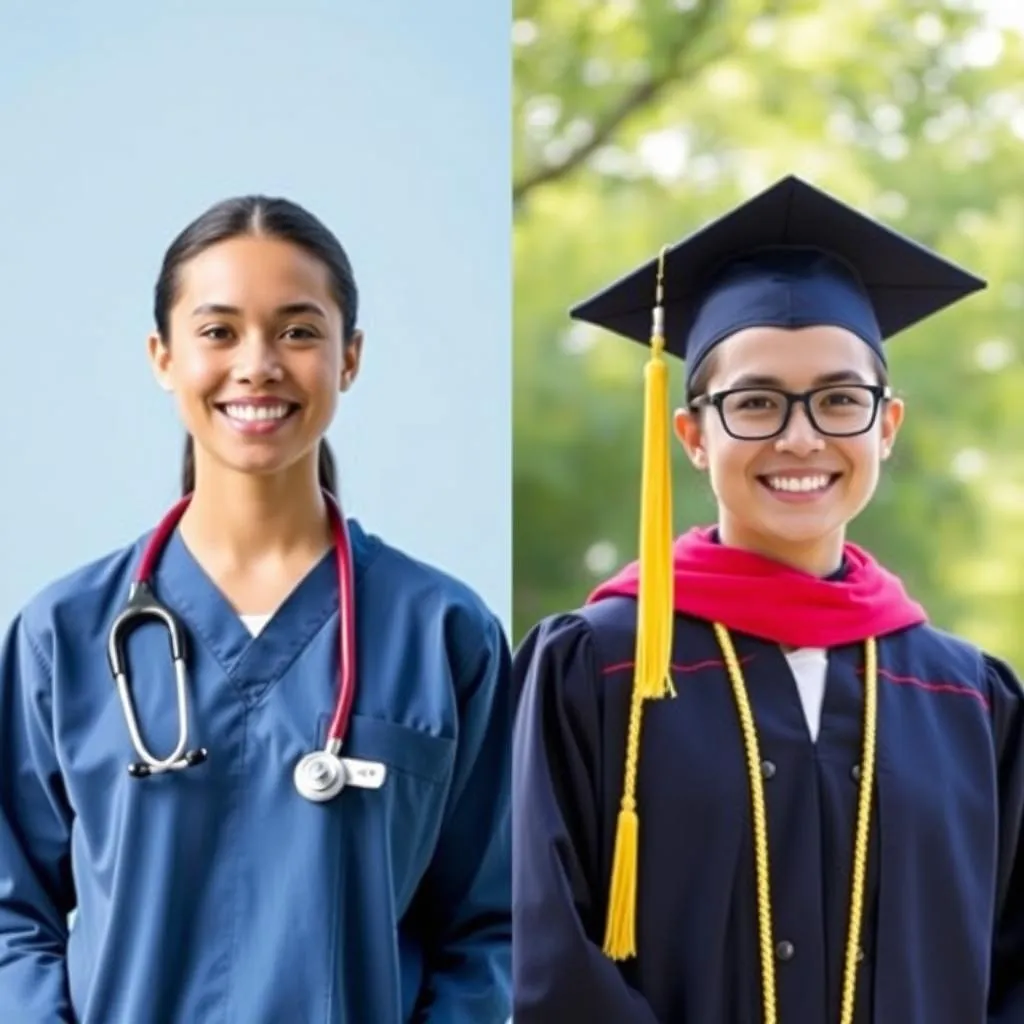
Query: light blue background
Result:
<box><xmin>0</xmin><ymin>0</ymin><xmax>511</xmax><ymax>631</ymax></box>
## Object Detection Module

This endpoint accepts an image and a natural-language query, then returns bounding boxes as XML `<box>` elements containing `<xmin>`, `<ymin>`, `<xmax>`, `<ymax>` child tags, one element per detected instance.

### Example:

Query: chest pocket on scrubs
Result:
<box><xmin>315</xmin><ymin>711</ymin><xmax>456</xmax><ymax>907</ymax></box>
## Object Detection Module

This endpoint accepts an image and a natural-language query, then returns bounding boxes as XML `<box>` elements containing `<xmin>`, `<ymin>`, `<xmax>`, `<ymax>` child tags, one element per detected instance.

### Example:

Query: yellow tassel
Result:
<box><xmin>633</xmin><ymin>255</ymin><xmax>675</xmax><ymax>701</ymax></box>
<box><xmin>603</xmin><ymin>687</ymin><xmax>645</xmax><ymax>959</ymax></box>
<box><xmin>602</xmin><ymin>806</ymin><xmax>639</xmax><ymax>959</ymax></box>
<box><xmin>602</xmin><ymin>245</ymin><xmax>675</xmax><ymax>964</ymax></box>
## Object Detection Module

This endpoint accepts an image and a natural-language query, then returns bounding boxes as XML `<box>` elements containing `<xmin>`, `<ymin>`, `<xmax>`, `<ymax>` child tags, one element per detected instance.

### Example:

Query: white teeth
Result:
<box><xmin>766</xmin><ymin>474</ymin><xmax>831</xmax><ymax>493</ymax></box>
<box><xmin>223</xmin><ymin>403</ymin><xmax>291</xmax><ymax>422</ymax></box>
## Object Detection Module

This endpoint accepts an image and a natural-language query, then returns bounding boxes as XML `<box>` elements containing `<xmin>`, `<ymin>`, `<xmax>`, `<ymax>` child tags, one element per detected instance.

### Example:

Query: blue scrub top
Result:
<box><xmin>0</xmin><ymin>519</ymin><xmax>512</xmax><ymax>1024</ymax></box>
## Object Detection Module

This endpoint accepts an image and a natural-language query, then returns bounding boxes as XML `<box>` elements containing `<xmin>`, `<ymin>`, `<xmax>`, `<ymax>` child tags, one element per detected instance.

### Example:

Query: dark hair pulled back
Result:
<box><xmin>153</xmin><ymin>196</ymin><xmax>358</xmax><ymax>497</ymax></box>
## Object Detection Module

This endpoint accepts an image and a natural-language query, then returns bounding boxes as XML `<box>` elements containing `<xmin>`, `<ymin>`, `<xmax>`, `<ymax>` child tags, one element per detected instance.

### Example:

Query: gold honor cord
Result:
<box><xmin>714</xmin><ymin>625</ymin><xmax>877</xmax><ymax>1024</ymax></box>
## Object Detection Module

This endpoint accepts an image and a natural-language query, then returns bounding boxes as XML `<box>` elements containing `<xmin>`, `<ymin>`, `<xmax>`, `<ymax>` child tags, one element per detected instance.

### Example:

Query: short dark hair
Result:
<box><xmin>686</xmin><ymin>343</ymin><xmax>890</xmax><ymax>405</ymax></box>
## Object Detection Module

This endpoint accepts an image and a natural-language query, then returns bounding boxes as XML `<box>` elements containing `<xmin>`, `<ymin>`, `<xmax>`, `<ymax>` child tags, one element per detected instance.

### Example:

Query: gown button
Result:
<box><xmin>761</xmin><ymin>759</ymin><xmax>777</xmax><ymax>779</ymax></box>
<box><xmin>775</xmin><ymin>940</ymin><xmax>795</xmax><ymax>962</ymax></box>
<box><xmin>851</xmin><ymin>764</ymin><xmax>862</xmax><ymax>781</ymax></box>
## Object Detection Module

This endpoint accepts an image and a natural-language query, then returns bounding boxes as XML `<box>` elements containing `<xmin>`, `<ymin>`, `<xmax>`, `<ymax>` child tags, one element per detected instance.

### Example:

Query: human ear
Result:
<box><xmin>673</xmin><ymin>407</ymin><xmax>708</xmax><ymax>470</ymax></box>
<box><xmin>879</xmin><ymin>396</ymin><xmax>905</xmax><ymax>459</ymax></box>
<box><xmin>339</xmin><ymin>330</ymin><xmax>365</xmax><ymax>392</ymax></box>
<box><xmin>147</xmin><ymin>332</ymin><xmax>174</xmax><ymax>392</ymax></box>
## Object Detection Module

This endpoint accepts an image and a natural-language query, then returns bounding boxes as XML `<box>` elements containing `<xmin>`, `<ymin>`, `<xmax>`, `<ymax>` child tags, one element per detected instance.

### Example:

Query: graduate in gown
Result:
<box><xmin>0</xmin><ymin>196</ymin><xmax>512</xmax><ymax>1024</ymax></box>
<box><xmin>512</xmin><ymin>176</ymin><xmax>1024</xmax><ymax>1023</ymax></box>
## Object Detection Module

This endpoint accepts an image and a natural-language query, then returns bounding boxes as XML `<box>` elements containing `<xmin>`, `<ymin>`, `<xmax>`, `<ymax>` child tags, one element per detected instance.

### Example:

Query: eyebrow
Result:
<box><xmin>190</xmin><ymin>301</ymin><xmax>329</xmax><ymax>319</ymax></box>
<box><xmin>724</xmin><ymin>369</ymin><xmax>872</xmax><ymax>389</ymax></box>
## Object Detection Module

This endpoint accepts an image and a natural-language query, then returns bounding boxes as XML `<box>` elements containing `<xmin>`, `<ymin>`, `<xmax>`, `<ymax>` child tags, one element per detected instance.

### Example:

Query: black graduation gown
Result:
<box><xmin>511</xmin><ymin>596</ymin><xmax>1024</xmax><ymax>1023</ymax></box>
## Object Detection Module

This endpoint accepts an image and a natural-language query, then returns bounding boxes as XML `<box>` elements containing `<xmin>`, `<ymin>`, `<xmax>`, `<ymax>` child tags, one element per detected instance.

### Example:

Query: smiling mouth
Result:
<box><xmin>757</xmin><ymin>472</ymin><xmax>841</xmax><ymax>496</ymax></box>
<box><xmin>213</xmin><ymin>402</ymin><xmax>302</xmax><ymax>437</ymax></box>
<box><xmin>214</xmin><ymin>401</ymin><xmax>300</xmax><ymax>425</ymax></box>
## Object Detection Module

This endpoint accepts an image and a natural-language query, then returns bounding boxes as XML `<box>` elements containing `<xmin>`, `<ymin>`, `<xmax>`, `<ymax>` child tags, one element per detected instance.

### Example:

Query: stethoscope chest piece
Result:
<box><xmin>293</xmin><ymin>748</ymin><xmax>388</xmax><ymax>803</ymax></box>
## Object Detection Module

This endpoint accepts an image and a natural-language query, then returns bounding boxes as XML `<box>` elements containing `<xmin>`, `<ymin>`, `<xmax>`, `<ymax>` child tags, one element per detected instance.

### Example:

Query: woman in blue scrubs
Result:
<box><xmin>0</xmin><ymin>196</ymin><xmax>512</xmax><ymax>1023</ymax></box>
<box><xmin>512</xmin><ymin>177</ymin><xmax>1024</xmax><ymax>1023</ymax></box>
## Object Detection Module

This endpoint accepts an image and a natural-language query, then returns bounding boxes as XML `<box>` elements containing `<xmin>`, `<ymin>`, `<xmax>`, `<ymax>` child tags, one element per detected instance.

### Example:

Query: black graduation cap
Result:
<box><xmin>570</xmin><ymin>174</ymin><xmax>986</xmax><ymax>393</ymax></box>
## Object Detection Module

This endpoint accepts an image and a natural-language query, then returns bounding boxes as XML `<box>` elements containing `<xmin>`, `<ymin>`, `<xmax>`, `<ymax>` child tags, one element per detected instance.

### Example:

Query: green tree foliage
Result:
<box><xmin>513</xmin><ymin>0</ymin><xmax>1024</xmax><ymax>664</ymax></box>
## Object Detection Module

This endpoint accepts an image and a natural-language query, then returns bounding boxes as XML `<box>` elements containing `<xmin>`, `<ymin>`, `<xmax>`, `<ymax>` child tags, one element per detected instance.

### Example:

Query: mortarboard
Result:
<box><xmin>571</xmin><ymin>175</ymin><xmax>987</xmax><ymax>962</ymax></box>
<box><xmin>571</xmin><ymin>174</ymin><xmax>985</xmax><ymax>393</ymax></box>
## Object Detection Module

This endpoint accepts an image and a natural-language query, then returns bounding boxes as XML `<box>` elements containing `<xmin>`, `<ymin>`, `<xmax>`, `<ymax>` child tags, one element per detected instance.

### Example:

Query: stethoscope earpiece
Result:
<box><xmin>126</xmin><ymin>748</ymin><xmax>208</xmax><ymax>779</ymax></box>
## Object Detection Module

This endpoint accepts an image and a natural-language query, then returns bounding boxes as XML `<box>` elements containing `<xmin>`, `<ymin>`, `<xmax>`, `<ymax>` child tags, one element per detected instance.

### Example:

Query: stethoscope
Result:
<box><xmin>105</xmin><ymin>491</ymin><xmax>387</xmax><ymax>803</ymax></box>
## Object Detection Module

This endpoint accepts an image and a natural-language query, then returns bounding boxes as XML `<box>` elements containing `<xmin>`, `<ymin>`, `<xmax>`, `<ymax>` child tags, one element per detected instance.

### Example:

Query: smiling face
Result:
<box><xmin>148</xmin><ymin>234</ymin><xmax>362</xmax><ymax>487</ymax></box>
<box><xmin>674</xmin><ymin>325</ymin><xmax>904</xmax><ymax>576</ymax></box>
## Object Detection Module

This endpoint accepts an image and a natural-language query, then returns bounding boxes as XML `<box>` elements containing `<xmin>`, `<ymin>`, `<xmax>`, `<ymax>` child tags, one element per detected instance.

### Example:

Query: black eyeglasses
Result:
<box><xmin>689</xmin><ymin>384</ymin><xmax>891</xmax><ymax>441</ymax></box>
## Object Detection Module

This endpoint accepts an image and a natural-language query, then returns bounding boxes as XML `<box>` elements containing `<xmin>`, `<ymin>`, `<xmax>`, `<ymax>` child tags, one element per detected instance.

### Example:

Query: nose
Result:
<box><xmin>232</xmin><ymin>333</ymin><xmax>284</xmax><ymax>386</ymax></box>
<box><xmin>774</xmin><ymin>401</ymin><xmax>824</xmax><ymax>456</ymax></box>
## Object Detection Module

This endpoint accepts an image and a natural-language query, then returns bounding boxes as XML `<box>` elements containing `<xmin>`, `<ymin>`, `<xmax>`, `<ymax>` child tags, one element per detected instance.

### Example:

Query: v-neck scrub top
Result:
<box><xmin>0</xmin><ymin>519</ymin><xmax>513</xmax><ymax>1024</ymax></box>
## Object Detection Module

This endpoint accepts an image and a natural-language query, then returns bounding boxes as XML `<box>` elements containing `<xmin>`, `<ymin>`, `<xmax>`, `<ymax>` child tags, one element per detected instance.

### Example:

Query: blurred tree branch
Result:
<box><xmin>513</xmin><ymin>0</ymin><xmax>723</xmax><ymax>207</ymax></box>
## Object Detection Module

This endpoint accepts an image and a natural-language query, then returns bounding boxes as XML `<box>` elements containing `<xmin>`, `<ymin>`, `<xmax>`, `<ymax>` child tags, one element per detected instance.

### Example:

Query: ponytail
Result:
<box><xmin>317</xmin><ymin>439</ymin><xmax>338</xmax><ymax>496</ymax></box>
<box><xmin>181</xmin><ymin>435</ymin><xmax>196</xmax><ymax>497</ymax></box>
<box><xmin>180</xmin><ymin>436</ymin><xmax>338</xmax><ymax>497</ymax></box>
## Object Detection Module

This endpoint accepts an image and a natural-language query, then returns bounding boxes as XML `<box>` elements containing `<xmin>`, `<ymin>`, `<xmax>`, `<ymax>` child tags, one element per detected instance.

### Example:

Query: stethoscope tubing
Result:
<box><xmin>107</xmin><ymin>490</ymin><xmax>357</xmax><ymax>776</ymax></box>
